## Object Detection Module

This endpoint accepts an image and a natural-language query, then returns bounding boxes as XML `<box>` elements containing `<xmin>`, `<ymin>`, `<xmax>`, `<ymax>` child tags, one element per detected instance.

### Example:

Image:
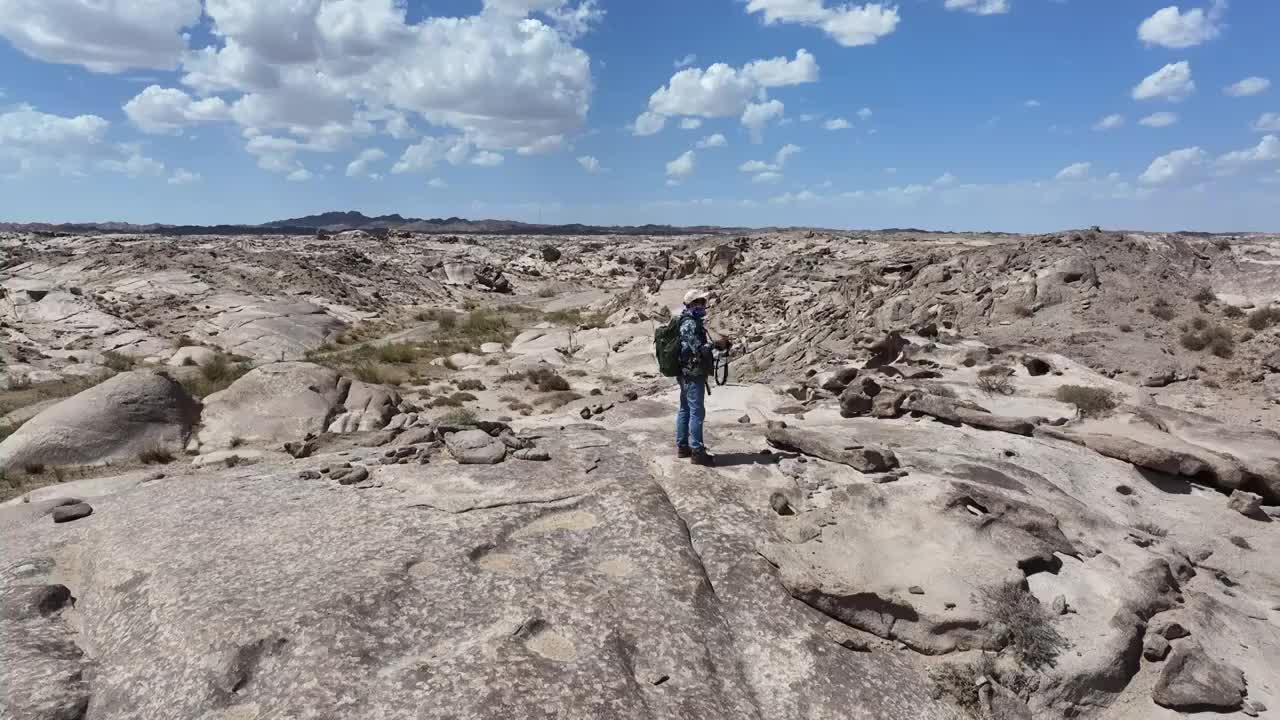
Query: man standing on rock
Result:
<box><xmin>676</xmin><ymin>289</ymin><xmax>715</xmax><ymax>466</ymax></box>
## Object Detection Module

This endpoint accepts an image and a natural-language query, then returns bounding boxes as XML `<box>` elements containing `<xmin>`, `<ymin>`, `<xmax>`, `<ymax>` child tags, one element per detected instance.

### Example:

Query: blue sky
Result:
<box><xmin>0</xmin><ymin>0</ymin><xmax>1277</xmax><ymax>231</ymax></box>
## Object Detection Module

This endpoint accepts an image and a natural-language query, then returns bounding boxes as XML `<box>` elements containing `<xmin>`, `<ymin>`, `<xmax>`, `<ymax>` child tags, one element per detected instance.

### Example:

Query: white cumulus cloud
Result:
<box><xmin>752</xmin><ymin>171</ymin><xmax>783</xmax><ymax>183</ymax></box>
<box><xmin>696</xmin><ymin>133</ymin><xmax>727</xmax><ymax>149</ymax></box>
<box><xmin>1139</xmin><ymin>112</ymin><xmax>1178</xmax><ymax>128</ymax></box>
<box><xmin>1215</xmin><ymin>135</ymin><xmax>1279</xmax><ymax>173</ymax></box>
<box><xmin>427</xmin><ymin>177</ymin><xmax>447</xmax><ymax>188</ymax></box>
<box><xmin>168</xmin><ymin>168</ymin><xmax>200</xmax><ymax>185</ymax></box>
<box><xmin>666</xmin><ymin>150</ymin><xmax>695</xmax><ymax>181</ymax></box>
<box><xmin>824</xmin><ymin>117</ymin><xmax>852</xmax><ymax>130</ymax></box>
<box><xmin>674</xmin><ymin>53</ymin><xmax>696</xmax><ymax>69</ymax></box>
<box><xmin>1093</xmin><ymin>114</ymin><xmax>1125</xmax><ymax>131</ymax></box>
<box><xmin>680</xmin><ymin>117</ymin><xmax>703</xmax><ymax>130</ymax></box>
<box><xmin>346</xmin><ymin>148</ymin><xmax>386</xmax><ymax>177</ymax></box>
<box><xmin>1055</xmin><ymin>162</ymin><xmax>1090</xmax><ymax>180</ymax></box>
<box><xmin>124</xmin><ymin>85</ymin><xmax>229</xmax><ymax>134</ymax></box>
<box><xmin>857</xmin><ymin>107</ymin><xmax>873</xmax><ymax>119</ymax></box>
<box><xmin>1254</xmin><ymin>113</ymin><xmax>1280</xmax><ymax>132</ymax></box>
<box><xmin>98</xmin><ymin>152</ymin><xmax>165</xmax><ymax>178</ymax></box>
<box><xmin>1133</xmin><ymin>61</ymin><xmax>1195</xmax><ymax>101</ymax></box>
<box><xmin>744</xmin><ymin>0</ymin><xmax>900</xmax><ymax>47</ymax></box>
<box><xmin>577</xmin><ymin>155</ymin><xmax>603</xmax><ymax>173</ymax></box>
<box><xmin>0</xmin><ymin>0</ymin><xmax>201</xmax><ymax>72</ymax></box>
<box><xmin>1139</xmin><ymin>146</ymin><xmax>1206</xmax><ymax>184</ymax></box>
<box><xmin>1138</xmin><ymin>1</ymin><xmax>1225</xmax><ymax>49</ymax></box>
<box><xmin>0</xmin><ymin>104</ymin><xmax>113</xmax><ymax>175</ymax></box>
<box><xmin>1225</xmin><ymin>77</ymin><xmax>1271</xmax><ymax>97</ymax></box>
<box><xmin>741</xmin><ymin>99</ymin><xmax>785</xmax><ymax>143</ymax></box>
<box><xmin>470</xmin><ymin>151</ymin><xmax>504</xmax><ymax>167</ymax></box>
<box><xmin>945</xmin><ymin>0</ymin><xmax>1010</xmax><ymax>16</ymax></box>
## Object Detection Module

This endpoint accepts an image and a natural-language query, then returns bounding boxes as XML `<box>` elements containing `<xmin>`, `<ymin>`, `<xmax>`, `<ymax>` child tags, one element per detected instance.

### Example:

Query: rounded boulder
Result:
<box><xmin>0</xmin><ymin>371</ymin><xmax>201</xmax><ymax>473</ymax></box>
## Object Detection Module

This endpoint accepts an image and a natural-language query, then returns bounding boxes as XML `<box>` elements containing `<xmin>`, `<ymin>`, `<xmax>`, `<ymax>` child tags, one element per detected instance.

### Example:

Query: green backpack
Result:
<box><xmin>654</xmin><ymin>316</ymin><xmax>684</xmax><ymax>377</ymax></box>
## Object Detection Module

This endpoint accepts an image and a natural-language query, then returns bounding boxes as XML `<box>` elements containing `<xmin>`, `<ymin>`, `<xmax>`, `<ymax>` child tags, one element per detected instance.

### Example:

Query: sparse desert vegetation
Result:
<box><xmin>1056</xmin><ymin>385</ymin><xmax>1120</xmax><ymax>418</ymax></box>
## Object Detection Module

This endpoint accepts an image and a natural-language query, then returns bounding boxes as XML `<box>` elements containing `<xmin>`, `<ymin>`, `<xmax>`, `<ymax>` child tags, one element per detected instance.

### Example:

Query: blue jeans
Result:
<box><xmin>676</xmin><ymin>376</ymin><xmax>707</xmax><ymax>451</ymax></box>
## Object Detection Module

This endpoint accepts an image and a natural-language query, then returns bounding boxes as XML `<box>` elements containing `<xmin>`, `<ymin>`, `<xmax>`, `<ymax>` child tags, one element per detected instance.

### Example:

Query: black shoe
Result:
<box><xmin>691</xmin><ymin>450</ymin><xmax>715</xmax><ymax>467</ymax></box>
<box><xmin>677</xmin><ymin>446</ymin><xmax>692</xmax><ymax>458</ymax></box>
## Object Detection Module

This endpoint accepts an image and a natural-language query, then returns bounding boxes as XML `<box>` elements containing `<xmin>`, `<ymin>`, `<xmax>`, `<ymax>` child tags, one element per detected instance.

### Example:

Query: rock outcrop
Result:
<box><xmin>0</xmin><ymin>371</ymin><xmax>200</xmax><ymax>472</ymax></box>
<box><xmin>197</xmin><ymin>363</ymin><xmax>348</xmax><ymax>449</ymax></box>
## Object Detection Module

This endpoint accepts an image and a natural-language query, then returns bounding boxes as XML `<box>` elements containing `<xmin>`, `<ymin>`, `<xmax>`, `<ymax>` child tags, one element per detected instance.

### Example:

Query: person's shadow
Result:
<box><xmin>711</xmin><ymin>451</ymin><xmax>795</xmax><ymax>468</ymax></box>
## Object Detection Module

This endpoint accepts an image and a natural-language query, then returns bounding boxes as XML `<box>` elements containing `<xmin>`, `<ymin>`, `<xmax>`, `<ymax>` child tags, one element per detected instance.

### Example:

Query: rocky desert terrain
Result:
<box><xmin>3</xmin><ymin>226</ymin><xmax>1280</xmax><ymax>720</ymax></box>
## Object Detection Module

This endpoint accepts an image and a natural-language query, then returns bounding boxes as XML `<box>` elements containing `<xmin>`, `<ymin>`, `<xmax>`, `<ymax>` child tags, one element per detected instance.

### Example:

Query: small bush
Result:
<box><xmin>534</xmin><ymin>390</ymin><xmax>584</xmax><ymax>408</ymax></box>
<box><xmin>526</xmin><ymin>367</ymin><xmax>571</xmax><ymax>392</ymax></box>
<box><xmin>1180</xmin><ymin>323</ymin><xmax>1234</xmax><ymax>358</ymax></box>
<box><xmin>1013</xmin><ymin>304</ymin><xmax>1034</xmax><ymax>318</ymax></box>
<box><xmin>1118</xmin><ymin>323</ymin><xmax>1132</xmax><ymax>333</ymax></box>
<box><xmin>536</xmin><ymin>287</ymin><xmax>557</xmax><ymax>298</ymax></box>
<box><xmin>1190</xmin><ymin>316</ymin><xmax>1209</xmax><ymax>331</ymax></box>
<box><xmin>376</xmin><ymin>343</ymin><xmax>418</xmax><ymax>364</ymax></box>
<box><xmin>23</xmin><ymin>462</ymin><xmax>46</xmax><ymax>476</ymax></box>
<box><xmin>1150</xmin><ymin>298</ymin><xmax>1177</xmax><ymax>322</ymax></box>
<box><xmin>1056</xmin><ymin>385</ymin><xmax>1119</xmax><ymax>418</ymax></box>
<box><xmin>929</xmin><ymin>656</ymin><xmax>995</xmax><ymax>717</ymax></box>
<box><xmin>461</xmin><ymin>309</ymin><xmax>510</xmax><ymax>339</ymax></box>
<box><xmin>978</xmin><ymin>374</ymin><xmax>1016</xmax><ymax>396</ymax></box>
<box><xmin>138</xmin><ymin>444</ymin><xmax>175</xmax><ymax>465</ymax></box>
<box><xmin>1230</xmin><ymin>535</ymin><xmax>1253</xmax><ymax>551</ymax></box>
<box><xmin>350</xmin><ymin>359</ymin><xmax>402</xmax><ymax>385</ymax></box>
<box><xmin>545</xmin><ymin>307</ymin><xmax>608</xmax><ymax>329</ymax></box>
<box><xmin>1192</xmin><ymin>287</ymin><xmax>1216</xmax><ymax>304</ymax></box>
<box><xmin>978</xmin><ymin>582</ymin><xmax>1068</xmax><ymax>670</ymax></box>
<box><xmin>1134</xmin><ymin>521</ymin><xmax>1168</xmax><ymax>538</ymax></box>
<box><xmin>102</xmin><ymin>351</ymin><xmax>135</xmax><ymax>372</ymax></box>
<box><xmin>1247</xmin><ymin>306</ymin><xmax>1280</xmax><ymax>331</ymax></box>
<box><xmin>179</xmin><ymin>355</ymin><xmax>251</xmax><ymax>398</ymax></box>
<box><xmin>439</xmin><ymin>408</ymin><xmax>477</xmax><ymax>425</ymax></box>
<box><xmin>450</xmin><ymin>391</ymin><xmax>477</xmax><ymax>403</ymax></box>
<box><xmin>0</xmin><ymin>419</ymin><xmax>26</xmax><ymax>443</ymax></box>
<box><xmin>1222</xmin><ymin>305</ymin><xmax>1244</xmax><ymax>319</ymax></box>
<box><xmin>431</xmin><ymin>395</ymin><xmax>463</xmax><ymax>408</ymax></box>
<box><xmin>437</xmin><ymin>312</ymin><xmax>458</xmax><ymax>330</ymax></box>
<box><xmin>455</xmin><ymin>378</ymin><xmax>486</xmax><ymax>391</ymax></box>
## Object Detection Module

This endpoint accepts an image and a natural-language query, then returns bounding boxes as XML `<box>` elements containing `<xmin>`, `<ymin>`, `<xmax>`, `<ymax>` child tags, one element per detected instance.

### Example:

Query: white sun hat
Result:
<box><xmin>683</xmin><ymin>288</ymin><xmax>711</xmax><ymax>305</ymax></box>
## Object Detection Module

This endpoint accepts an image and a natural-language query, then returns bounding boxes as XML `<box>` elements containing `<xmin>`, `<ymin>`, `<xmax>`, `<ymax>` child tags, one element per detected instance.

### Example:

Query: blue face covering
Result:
<box><xmin>689</xmin><ymin>306</ymin><xmax>707</xmax><ymax>319</ymax></box>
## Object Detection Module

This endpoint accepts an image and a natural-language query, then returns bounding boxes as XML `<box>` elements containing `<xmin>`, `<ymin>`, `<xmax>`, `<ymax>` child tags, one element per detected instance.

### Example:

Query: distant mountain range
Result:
<box><xmin>0</xmin><ymin>211</ymin><xmax>745</xmax><ymax>237</ymax></box>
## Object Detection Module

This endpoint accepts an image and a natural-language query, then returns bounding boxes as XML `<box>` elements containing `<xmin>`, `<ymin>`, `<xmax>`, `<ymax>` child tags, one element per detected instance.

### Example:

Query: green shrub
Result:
<box><xmin>929</xmin><ymin>655</ymin><xmax>995</xmax><ymax>717</ymax></box>
<box><xmin>0</xmin><ymin>418</ymin><xmax>26</xmax><ymax>443</ymax></box>
<box><xmin>1134</xmin><ymin>521</ymin><xmax>1168</xmax><ymax>538</ymax></box>
<box><xmin>1056</xmin><ymin>385</ymin><xmax>1119</xmax><ymax>418</ymax></box>
<box><xmin>1222</xmin><ymin>305</ymin><xmax>1244</xmax><ymax>319</ymax></box>
<box><xmin>527</xmin><ymin>367</ymin><xmax>570</xmax><ymax>392</ymax></box>
<box><xmin>535</xmin><ymin>390</ymin><xmax>584</xmax><ymax>408</ymax></box>
<box><xmin>1180</xmin><ymin>323</ymin><xmax>1234</xmax><ymax>357</ymax></box>
<box><xmin>439</xmin><ymin>408</ymin><xmax>477</xmax><ymax>425</ymax></box>
<box><xmin>456</xmin><ymin>378</ymin><xmax>486</xmax><ymax>391</ymax></box>
<box><xmin>1247</xmin><ymin>306</ymin><xmax>1280</xmax><ymax>331</ymax></box>
<box><xmin>375</xmin><ymin>343</ymin><xmax>418</xmax><ymax>364</ymax></box>
<box><xmin>350</xmin><ymin>359</ymin><xmax>402</xmax><ymax>386</ymax></box>
<box><xmin>138</xmin><ymin>444</ymin><xmax>175</xmax><ymax>465</ymax></box>
<box><xmin>978</xmin><ymin>582</ymin><xmax>1067</xmax><ymax>670</ymax></box>
<box><xmin>1150</xmin><ymin>298</ymin><xmax>1177</xmax><ymax>322</ymax></box>
<box><xmin>978</xmin><ymin>374</ymin><xmax>1015</xmax><ymax>396</ymax></box>
<box><xmin>102</xmin><ymin>351</ymin><xmax>136</xmax><ymax>372</ymax></box>
<box><xmin>178</xmin><ymin>354</ymin><xmax>251</xmax><ymax>398</ymax></box>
